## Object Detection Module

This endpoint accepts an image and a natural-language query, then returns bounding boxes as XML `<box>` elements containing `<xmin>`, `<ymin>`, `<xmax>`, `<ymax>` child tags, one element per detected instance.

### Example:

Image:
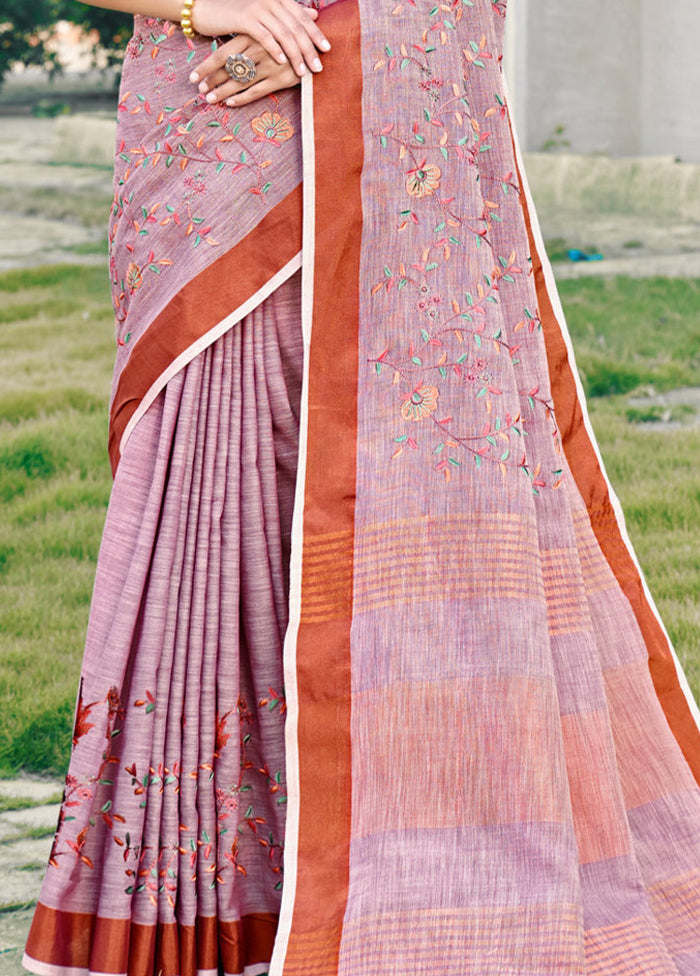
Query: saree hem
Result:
<box><xmin>118</xmin><ymin>250</ymin><xmax>302</xmax><ymax>465</ymax></box>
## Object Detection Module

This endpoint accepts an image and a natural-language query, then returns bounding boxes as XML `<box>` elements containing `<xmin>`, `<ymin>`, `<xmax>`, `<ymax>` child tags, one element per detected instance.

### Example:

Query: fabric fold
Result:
<box><xmin>24</xmin><ymin>3</ymin><xmax>700</xmax><ymax>976</ymax></box>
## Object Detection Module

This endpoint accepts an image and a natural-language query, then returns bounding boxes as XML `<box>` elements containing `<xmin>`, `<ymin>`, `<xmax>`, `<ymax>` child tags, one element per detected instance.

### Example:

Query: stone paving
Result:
<box><xmin>0</xmin><ymin>778</ymin><xmax>63</xmax><ymax>976</ymax></box>
<box><xmin>1</xmin><ymin>115</ymin><xmax>699</xmax><ymax>276</ymax></box>
<box><xmin>1</xmin><ymin>113</ymin><xmax>699</xmax><ymax>974</ymax></box>
<box><xmin>0</xmin><ymin>117</ymin><xmax>112</xmax><ymax>272</ymax></box>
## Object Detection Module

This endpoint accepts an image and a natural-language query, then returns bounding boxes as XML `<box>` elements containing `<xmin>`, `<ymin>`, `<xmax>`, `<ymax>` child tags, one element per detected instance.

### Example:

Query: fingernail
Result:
<box><xmin>312</xmin><ymin>58</ymin><xmax>322</xmax><ymax>72</ymax></box>
<box><xmin>226</xmin><ymin>98</ymin><xmax>237</xmax><ymax>107</ymax></box>
<box><xmin>298</xmin><ymin>63</ymin><xmax>306</xmax><ymax>75</ymax></box>
<box><xmin>199</xmin><ymin>81</ymin><xmax>208</xmax><ymax>93</ymax></box>
<box><xmin>320</xmin><ymin>40</ymin><xmax>331</xmax><ymax>51</ymax></box>
<box><xmin>206</xmin><ymin>92</ymin><xmax>217</xmax><ymax>102</ymax></box>
<box><xmin>278</xmin><ymin>53</ymin><xmax>287</xmax><ymax>63</ymax></box>
<box><xmin>189</xmin><ymin>71</ymin><xmax>199</xmax><ymax>83</ymax></box>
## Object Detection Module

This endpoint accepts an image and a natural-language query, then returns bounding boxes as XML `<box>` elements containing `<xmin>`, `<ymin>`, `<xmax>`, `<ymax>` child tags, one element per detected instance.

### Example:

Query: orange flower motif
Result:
<box><xmin>250</xmin><ymin>111</ymin><xmax>294</xmax><ymax>146</ymax></box>
<box><xmin>406</xmin><ymin>162</ymin><xmax>441</xmax><ymax>198</ymax></box>
<box><xmin>126</xmin><ymin>262</ymin><xmax>143</xmax><ymax>293</ymax></box>
<box><xmin>401</xmin><ymin>385</ymin><xmax>440</xmax><ymax>421</ymax></box>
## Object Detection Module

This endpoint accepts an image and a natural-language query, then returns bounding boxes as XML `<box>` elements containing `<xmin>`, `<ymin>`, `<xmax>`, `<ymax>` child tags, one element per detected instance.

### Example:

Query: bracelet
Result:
<box><xmin>180</xmin><ymin>0</ymin><xmax>197</xmax><ymax>38</ymax></box>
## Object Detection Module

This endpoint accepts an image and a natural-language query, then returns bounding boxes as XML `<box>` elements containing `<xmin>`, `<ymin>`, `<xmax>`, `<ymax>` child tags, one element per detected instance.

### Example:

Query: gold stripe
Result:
<box><xmin>302</xmin><ymin>580</ymin><xmax>538</xmax><ymax>614</ymax></box>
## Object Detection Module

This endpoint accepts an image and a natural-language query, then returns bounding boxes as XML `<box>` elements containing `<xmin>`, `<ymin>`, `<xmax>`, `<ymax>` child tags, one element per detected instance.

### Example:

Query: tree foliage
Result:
<box><xmin>0</xmin><ymin>0</ymin><xmax>132</xmax><ymax>87</ymax></box>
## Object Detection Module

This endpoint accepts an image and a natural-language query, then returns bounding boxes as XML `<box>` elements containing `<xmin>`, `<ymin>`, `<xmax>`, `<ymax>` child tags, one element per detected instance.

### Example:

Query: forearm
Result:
<box><xmin>75</xmin><ymin>0</ymin><xmax>183</xmax><ymax>21</ymax></box>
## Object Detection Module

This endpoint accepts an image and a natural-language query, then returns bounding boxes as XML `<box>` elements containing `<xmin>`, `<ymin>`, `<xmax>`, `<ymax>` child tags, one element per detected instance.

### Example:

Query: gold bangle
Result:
<box><xmin>180</xmin><ymin>0</ymin><xmax>197</xmax><ymax>38</ymax></box>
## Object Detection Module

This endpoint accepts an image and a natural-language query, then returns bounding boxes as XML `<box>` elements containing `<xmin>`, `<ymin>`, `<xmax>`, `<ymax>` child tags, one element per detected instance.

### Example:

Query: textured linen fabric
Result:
<box><xmin>24</xmin><ymin>2</ymin><xmax>700</xmax><ymax>975</ymax></box>
<box><xmin>24</xmin><ymin>275</ymin><xmax>303</xmax><ymax>975</ymax></box>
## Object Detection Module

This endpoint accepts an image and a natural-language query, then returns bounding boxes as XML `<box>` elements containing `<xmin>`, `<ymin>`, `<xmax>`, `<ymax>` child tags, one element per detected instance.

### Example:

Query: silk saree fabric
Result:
<box><xmin>24</xmin><ymin>1</ymin><xmax>700</xmax><ymax>975</ymax></box>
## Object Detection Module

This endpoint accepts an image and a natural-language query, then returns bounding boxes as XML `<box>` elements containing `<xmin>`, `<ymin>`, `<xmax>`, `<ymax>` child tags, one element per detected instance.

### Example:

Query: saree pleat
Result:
<box><xmin>25</xmin><ymin>273</ymin><xmax>302</xmax><ymax>976</ymax></box>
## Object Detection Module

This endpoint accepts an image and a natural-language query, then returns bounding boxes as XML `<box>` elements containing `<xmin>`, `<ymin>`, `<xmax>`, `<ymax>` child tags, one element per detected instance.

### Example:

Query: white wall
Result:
<box><xmin>504</xmin><ymin>0</ymin><xmax>700</xmax><ymax>163</ymax></box>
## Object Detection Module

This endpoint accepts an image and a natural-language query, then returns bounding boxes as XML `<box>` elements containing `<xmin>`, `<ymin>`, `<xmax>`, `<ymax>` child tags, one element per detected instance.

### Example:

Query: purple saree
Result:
<box><xmin>24</xmin><ymin>2</ymin><xmax>700</xmax><ymax>975</ymax></box>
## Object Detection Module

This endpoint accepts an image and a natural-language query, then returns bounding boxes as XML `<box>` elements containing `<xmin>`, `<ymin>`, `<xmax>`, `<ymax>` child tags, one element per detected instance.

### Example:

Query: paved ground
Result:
<box><xmin>0</xmin><ymin>118</ymin><xmax>111</xmax><ymax>272</ymax></box>
<box><xmin>0</xmin><ymin>778</ymin><xmax>63</xmax><ymax>976</ymax></box>
<box><xmin>1</xmin><ymin>116</ymin><xmax>700</xmax><ymax>276</ymax></box>
<box><xmin>1</xmin><ymin>113</ymin><xmax>699</xmax><ymax>973</ymax></box>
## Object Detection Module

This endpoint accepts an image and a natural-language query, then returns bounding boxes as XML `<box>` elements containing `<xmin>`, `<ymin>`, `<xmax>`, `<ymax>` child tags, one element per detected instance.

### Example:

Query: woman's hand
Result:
<box><xmin>191</xmin><ymin>0</ymin><xmax>329</xmax><ymax>77</ymax></box>
<box><xmin>190</xmin><ymin>34</ymin><xmax>301</xmax><ymax>107</ymax></box>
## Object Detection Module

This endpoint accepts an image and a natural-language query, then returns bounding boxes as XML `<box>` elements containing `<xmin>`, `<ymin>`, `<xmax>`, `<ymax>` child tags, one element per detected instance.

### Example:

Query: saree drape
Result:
<box><xmin>24</xmin><ymin>2</ymin><xmax>700</xmax><ymax>976</ymax></box>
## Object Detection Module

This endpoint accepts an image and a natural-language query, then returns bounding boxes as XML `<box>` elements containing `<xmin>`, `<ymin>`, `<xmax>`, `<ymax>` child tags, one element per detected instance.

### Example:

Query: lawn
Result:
<box><xmin>0</xmin><ymin>268</ymin><xmax>699</xmax><ymax>777</ymax></box>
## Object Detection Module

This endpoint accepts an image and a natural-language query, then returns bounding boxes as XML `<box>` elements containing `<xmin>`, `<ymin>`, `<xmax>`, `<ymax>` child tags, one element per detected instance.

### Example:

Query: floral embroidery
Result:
<box><xmin>251</xmin><ymin>111</ymin><xmax>295</xmax><ymax>146</ymax></box>
<box><xmin>108</xmin><ymin>20</ymin><xmax>298</xmax><ymax>344</ymax></box>
<box><xmin>401</xmin><ymin>384</ymin><xmax>440</xmax><ymax>421</ymax></box>
<box><xmin>368</xmin><ymin>0</ymin><xmax>562</xmax><ymax>492</ymax></box>
<box><xmin>125</xmin><ymin>262</ymin><xmax>143</xmax><ymax>293</ymax></box>
<box><xmin>406</xmin><ymin>161</ymin><xmax>442</xmax><ymax>198</ymax></box>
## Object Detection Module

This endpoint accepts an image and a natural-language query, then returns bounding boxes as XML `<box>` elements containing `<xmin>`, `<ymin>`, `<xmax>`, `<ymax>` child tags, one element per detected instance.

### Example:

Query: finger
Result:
<box><xmin>257</xmin><ymin>13</ymin><xmax>313</xmax><ymax>77</ymax></box>
<box><xmin>242</xmin><ymin>20</ymin><xmax>290</xmax><ymax>68</ymax></box>
<box><xmin>279</xmin><ymin>0</ymin><xmax>331</xmax><ymax>52</ymax></box>
<box><xmin>225</xmin><ymin>77</ymin><xmax>284</xmax><ymax>108</ymax></box>
<box><xmin>204</xmin><ymin>63</ymin><xmax>267</xmax><ymax>102</ymax></box>
<box><xmin>189</xmin><ymin>36</ymin><xmax>247</xmax><ymax>85</ymax></box>
<box><xmin>203</xmin><ymin>49</ymin><xmax>286</xmax><ymax>102</ymax></box>
<box><xmin>272</xmin><ymin>7</ymin><xmax>325</xmax><ymax>73</ymax></box>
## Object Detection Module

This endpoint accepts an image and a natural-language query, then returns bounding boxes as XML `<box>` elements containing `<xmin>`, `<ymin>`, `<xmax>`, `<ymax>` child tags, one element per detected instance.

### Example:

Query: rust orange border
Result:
<box><xmin>24</xmin><ymin>904</ymin><xmax>277</xmax><ymax>976</ymax></box>
<box><xmin>282</xmin><ymin>2</ymin><xmax>364</xmax><ymax>973</ymax></box>
<box><xmin>512</xmin><ymin>136</ymin><xmax>700</xmax><ymax>783</ymax></box>
<box><xmin>108</xmin><ymin>184</ymin><xmax>303</xmax><ymax>474</ymax></box>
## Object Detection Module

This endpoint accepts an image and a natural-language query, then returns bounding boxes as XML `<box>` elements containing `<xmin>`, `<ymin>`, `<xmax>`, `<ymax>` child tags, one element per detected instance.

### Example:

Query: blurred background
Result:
<box><xmin>0</xmin><ymin>1</ymin><xmax>699</xmax><ymax>970</ymax></box>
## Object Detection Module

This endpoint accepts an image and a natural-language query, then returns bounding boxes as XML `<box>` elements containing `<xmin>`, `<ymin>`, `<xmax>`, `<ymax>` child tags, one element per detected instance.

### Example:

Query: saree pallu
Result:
<box><xmin>24</xmin><ymin>2</ymin><xmax>700</xmax><ymax>975</ymax></box>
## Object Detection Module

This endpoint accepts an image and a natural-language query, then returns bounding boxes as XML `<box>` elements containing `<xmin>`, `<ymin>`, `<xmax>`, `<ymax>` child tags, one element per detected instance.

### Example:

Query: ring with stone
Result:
<box><xmin>224</xmin><ymin>53</ymin><xmax>257</xmax><ymax>85</ymax></box>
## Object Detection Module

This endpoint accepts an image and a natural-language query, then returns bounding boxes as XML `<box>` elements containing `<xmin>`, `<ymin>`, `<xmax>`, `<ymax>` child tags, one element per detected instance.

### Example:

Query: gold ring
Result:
<box><xmin>225</xmin><ymin>53</ymin><xmax>257</xmax><ymax>85</ymax></box>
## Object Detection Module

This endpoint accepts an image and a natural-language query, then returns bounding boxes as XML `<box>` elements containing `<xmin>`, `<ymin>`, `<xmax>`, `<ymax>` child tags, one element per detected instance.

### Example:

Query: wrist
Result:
<box><xmin>189</xmin><ymin>0</ymin><xmax>228</xmax><ymax>37</ymax></box>
<box><xmin>180</xmin><ymin>0</ymin><xmax>196</xmax><ymax>37</ymax></box>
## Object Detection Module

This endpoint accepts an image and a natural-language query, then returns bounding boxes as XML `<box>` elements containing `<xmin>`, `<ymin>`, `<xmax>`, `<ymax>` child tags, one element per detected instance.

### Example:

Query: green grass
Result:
<box><xmin>0</xmin><ymin>265</ymin><xmax>114</xmax><ymax>777</ymax></box>
<box><xmin>558</xmin><ymin>276</ymin><xmax>700</xmax><ymax>396</ymax></box>
<box><xmin>0</xmin><ymin>269</ymin><xmax>699</xmax><ymax>777</ymax></box>
<box><xmin>0</xmin><ymin>794</ymin><xmax>63</xmax><ymax>813</ymax></box>
<box><xmin>0</xmin><ymin>186</ymin><xmax>113</xmax><ymax>230</ymax></box>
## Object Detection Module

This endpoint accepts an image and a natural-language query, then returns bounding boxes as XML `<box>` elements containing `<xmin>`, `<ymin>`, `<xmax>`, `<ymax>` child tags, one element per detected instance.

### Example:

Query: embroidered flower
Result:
<box><xmin>419</xmin><ymin>77</ymin><xmax>445</xmax><ymax>98</ymax></box>
<box><xmin>401</xmin><ymin>385</ymin><xmax>440</xmax><ymax>421</ymax></box>
<box><xmin>126</xmin><ymin>263</ymin><xmax>143</xmax><ymax>293</ymax></box>
<box><xmin>406</xmin><ymin>161</ymin><xmax>441</xmax><ymax>198</ymax></box>
<box><xmin>183</xmin><ymin>172</ymin><xmax>207</xmax><ymax>195</ymax></box>
<box><xmin>250</xmin><ymin>112</ymin><xmax>294</xmax><ymax>146</ymax></box>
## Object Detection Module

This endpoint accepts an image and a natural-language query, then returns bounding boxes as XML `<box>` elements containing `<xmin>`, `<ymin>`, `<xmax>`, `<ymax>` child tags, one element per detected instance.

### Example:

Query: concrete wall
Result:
<box><xmin>504</xmin><ymin>0</ymin><xmax>700</xmax><ymax>163</ymax></box>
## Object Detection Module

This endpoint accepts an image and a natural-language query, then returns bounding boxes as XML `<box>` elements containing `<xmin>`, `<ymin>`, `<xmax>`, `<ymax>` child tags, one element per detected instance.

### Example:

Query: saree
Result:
<box><xmin>24</xmin><ymin>1</ymin><xmax>700</xmax><ymax>975</ymax></box>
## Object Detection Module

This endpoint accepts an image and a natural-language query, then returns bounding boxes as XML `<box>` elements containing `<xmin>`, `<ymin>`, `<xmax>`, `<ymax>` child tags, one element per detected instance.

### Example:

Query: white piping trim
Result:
<box><xmin>268</xmin><ymin>70</ymin><xmax>315</xmax><ymax>976</ymax></box>
<box><xmin>118</xmin><ymin>252</ymin><xmax>302</xmax><ymax>459</ymax></box>
<box><xmin>501</xmin><ymin>70</ymin><xmax>700</xmax><ymax>730</ymax></box>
